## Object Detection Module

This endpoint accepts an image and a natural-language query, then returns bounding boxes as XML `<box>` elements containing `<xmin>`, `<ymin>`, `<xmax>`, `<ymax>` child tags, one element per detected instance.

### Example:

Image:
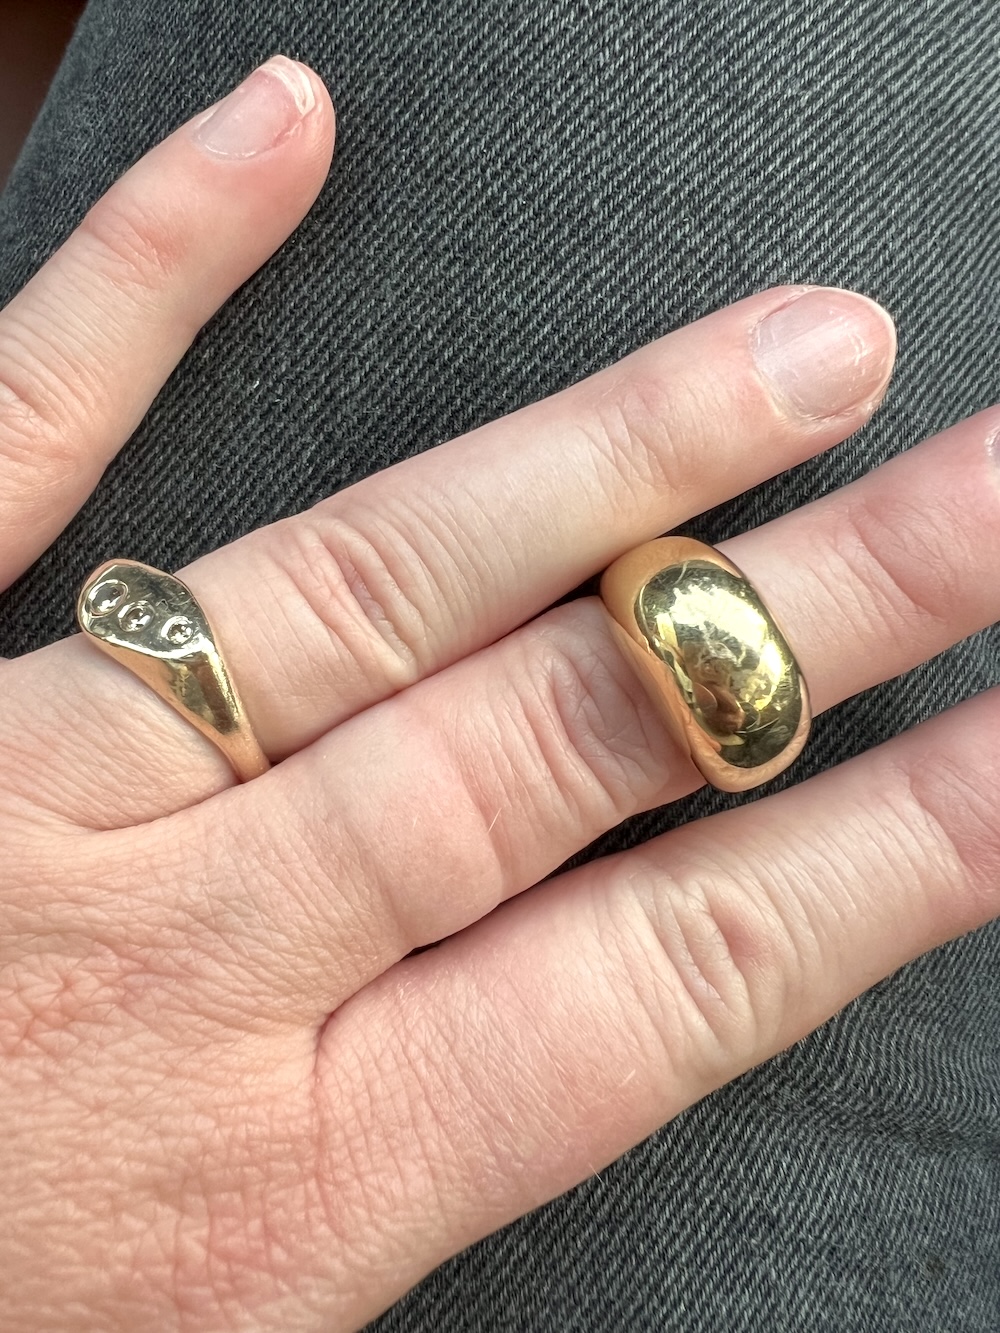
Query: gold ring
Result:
<box><xmin>600</xmin><ymin>536</ymin><xmax>811</xmax><ymax>793</ymax></box>
<box><xmin>77</xmin><ymin>559</ymin><xmax>270</xmax><ymax>783</ymax></box>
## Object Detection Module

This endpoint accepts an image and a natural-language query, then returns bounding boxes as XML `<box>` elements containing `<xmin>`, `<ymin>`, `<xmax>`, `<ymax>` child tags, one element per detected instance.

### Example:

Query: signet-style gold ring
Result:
<box><xmin>77</xmin><ymin>559</ymin><xmax>270</xmax><ymax>783</ymax></box>
<box><xmin>600</xmin><ymin>536</ymin><xmax>811</xmax><ymax>793</ymax></box>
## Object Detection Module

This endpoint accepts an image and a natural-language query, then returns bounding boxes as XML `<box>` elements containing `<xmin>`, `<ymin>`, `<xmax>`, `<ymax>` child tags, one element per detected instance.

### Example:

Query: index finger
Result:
<box><xmin>0</xmin><ymin>55</ymin><xmax>334</xmax><ymax>590</ymax></box>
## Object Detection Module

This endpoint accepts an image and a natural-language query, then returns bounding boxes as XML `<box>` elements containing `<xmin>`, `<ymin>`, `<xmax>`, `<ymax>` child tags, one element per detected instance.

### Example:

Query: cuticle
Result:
<box><xmin>746</xmin><ymin>285</ymin><xmax>819</xmax><ymax>348</ymax></box>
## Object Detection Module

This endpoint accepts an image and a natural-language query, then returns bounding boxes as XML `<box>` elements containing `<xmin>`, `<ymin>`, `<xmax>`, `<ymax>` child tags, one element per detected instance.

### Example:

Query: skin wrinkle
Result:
<box><xmin>441</xmin><ymin>685</ymin><xmax>531</xmax><ymax>885</ymax></box>
<box><xmin>661</xmin><ymin>760</ymin><xmax>958</xmax><ymax>1054</ymax></box>
<box><xmin>375</xmin><ymin>960</ymin><xmax>564</xmax><ymax>1207</ymax></box>
<box><xmin>299</xmin><ymin>511</ymin><xmax>425</xmax><ymax>675</ymax></box>
<box><xmin>886</xmin><ymin>743</ymin><xmax>1000</xmax><ymax>929</ymax></box>
<box><xmin>393</xmin><ymin>480</ymin><xmax>513</xmax><ymax>641</ymax></box>
<box><xmin>623</xmin><ymin>853</ymin><xmax>772</xmax><ymax>1071</ymax></box>
<box><xmin>310</xmin><ymin>1007</ymin><xmax>454</xmax><ymax>1303</ymax></box>
<box><xmin>267</xmin><ymin>519</ymin><xmax>417</xmax><ymax>680</ymax></box>
<box><xmin>0</xmin><ymin>380</ymin><xmax>69</xmax><ymax>475</ymax></box>
<box><xmin>841</xmin><ymin>487</ymin><xmax>956</xmax><ymax>632</ymax></box>
<box><xmin>0</xmin><ymin>642</ymin><xmax>232</xmax><ymax>829</ymax></box>
<box><xmin>0</xmin><ymin>317</ymin><xmax>91</xmax><ymax>438</ymax></box>
<box><xmin>440</xmin><ymin>609</ymin><xmax>657</xmax><ymax>894</ymax></box>
<box><xmin>539</xmin><ymin>631</ymin><xmax>656</xmax><ymax>823</ymax></box>
<box><xmin>0</xmin><ymin>202</ymin><xmax>196</xmax><ymax>461</ymax></box>
<box><xmin>584</xmin><ymin>365</ymin><xmax>700</xmax><ymax>516</ymax></box>
<box><xmin>356</xmin><ymin>905</ymin><xmax>649</xmax><ymax>1232</ymax></box>
<box><xmin>207</xmin><ymin>702</ymin><xmax>496</xmax><ymax>1016</ymax></box>
<box><xmin>210</xmin><ymin>806</ymin><xmax>383</xmax><ymax>1012</ymax></box>
<box><xmin>74</xmin><ymin>186</ymin><xmax>192</xmax><ymax>298</ymax></box>
<box><xmin>227</xmin><ymin>542</ymin><xmax>328</xmax><ymax>723</ymax></box>
<box><xmin>0</xmin><ymin>746</ymin><xmax>86</xmax><ymax>829</ymax></box>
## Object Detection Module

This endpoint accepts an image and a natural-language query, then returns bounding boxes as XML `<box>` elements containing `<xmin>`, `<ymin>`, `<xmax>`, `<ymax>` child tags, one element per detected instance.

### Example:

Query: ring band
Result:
<box><xmin>600</xmin><ymin>537</ymin><xmax>811</xmax><ymax>792</ymax></box>
<box><xmin>77</xmin><ymin>559</ymin><xmax>270</xmax><ymax>783</ymax></box>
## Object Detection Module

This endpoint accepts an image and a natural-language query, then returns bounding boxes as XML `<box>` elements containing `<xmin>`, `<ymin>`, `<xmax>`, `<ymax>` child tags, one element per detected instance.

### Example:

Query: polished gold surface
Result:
<box><xmin>600</xmin><ymin>536</ymin><xmax>810</xmax><ymax>793</ymax></box>
<box><xmin>77</xmin><ymin>560</ymin><xmax>269</xmax><ymax>783</ymax></box>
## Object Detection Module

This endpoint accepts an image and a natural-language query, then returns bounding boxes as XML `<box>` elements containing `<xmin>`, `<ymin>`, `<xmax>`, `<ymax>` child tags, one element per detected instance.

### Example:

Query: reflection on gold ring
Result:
<box><xmin>600</xmin><ymin>537</ymin><xmax>811</xmax><ymax>793</ymax></box>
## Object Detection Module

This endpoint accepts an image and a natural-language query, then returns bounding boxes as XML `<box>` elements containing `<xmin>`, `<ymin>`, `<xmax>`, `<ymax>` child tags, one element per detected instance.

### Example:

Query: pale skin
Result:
<box><xmin>3</xmin><ymin>54</ymin><xmax>1000</xmax><ymax>1332</ymax></box>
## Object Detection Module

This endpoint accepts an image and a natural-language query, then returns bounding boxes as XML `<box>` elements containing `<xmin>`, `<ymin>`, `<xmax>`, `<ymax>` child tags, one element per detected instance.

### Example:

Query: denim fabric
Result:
<box><xmin>1</xmin><ymin>0</ymin><xmax>999</xmax><ymax>1329</ymax></box>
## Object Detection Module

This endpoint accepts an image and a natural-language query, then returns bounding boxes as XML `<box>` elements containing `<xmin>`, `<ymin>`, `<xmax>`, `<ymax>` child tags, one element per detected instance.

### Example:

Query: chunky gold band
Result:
<box><xmin>77</xmin><ymin>559</ymin><xmax>270</xmax><ymax>783</ymax></box>
<box><xmin>600</xmin><ymin>537</ymin><xmax>811</xmax><ymax>793</ymax></box>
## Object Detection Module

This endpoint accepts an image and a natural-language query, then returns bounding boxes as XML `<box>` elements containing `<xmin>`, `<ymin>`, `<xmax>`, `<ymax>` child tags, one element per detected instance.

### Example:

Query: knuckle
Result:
<box><xmin>0</xmin><ymin>188</ymin><xmax>188</xmax><ymax>479</ymax></box>
<box><xmin>620</xmin><ymin>849</ymin><xmax>799</xmax><ymax>1066</ymax></box>
<box><xmin>887</xmin><ymin>739</ymin><xmax>1000</xmax><ymax>925</ymax></box>
<box><xmin>525</xmin><ymin>605</ymin><xmax>670</xmax><ymax>825</ymax></box>
<box><xmin>0</xmin><ymin>333</ymin><xmax>84</xmax><ymax>480</ymax></box>
<box><xmin>582</xmin><ymin>361</ymin><xmax>706</xmax><ymax>513</ymax></box>
<box><xmin>75</xmin><ymin>187</ymin><xmax>187</xmax><ymax>298</ymax></box>
<box><xmin>837</xmin><ymin>490</ymin><xmax>954</xmax><ymax>632</ymax></box>
<box><xmin>265</xmin><ymin>512</ymin><xmax>429</xmax><ymax>691</ymax></box>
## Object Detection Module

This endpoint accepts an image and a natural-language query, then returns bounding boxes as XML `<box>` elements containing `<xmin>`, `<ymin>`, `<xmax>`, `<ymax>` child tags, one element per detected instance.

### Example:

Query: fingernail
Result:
<box><xmin>751</xmin><ymin>288</ymin><xmax>896</xmax><ymax>420</ymax></box>
<box><xmin>193</xmin><ymin>56</ymin><xmax>316</xmax><ymax>159</ymax></box>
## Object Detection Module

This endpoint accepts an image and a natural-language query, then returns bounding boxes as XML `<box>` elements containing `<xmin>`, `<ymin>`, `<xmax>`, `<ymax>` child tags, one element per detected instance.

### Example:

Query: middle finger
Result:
<box><xmin>6</xmin><ymin>285</ymin><xmax>893</xmax><ymax>824</ymax></box>
<box><xmin>179</xmin><ymin>284</ymin><xmax>893</xmax><ymax>760</ymax></box>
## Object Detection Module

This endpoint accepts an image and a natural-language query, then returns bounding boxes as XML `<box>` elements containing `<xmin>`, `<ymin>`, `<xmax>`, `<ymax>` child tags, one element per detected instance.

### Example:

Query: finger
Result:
<box><xmin>0</xmin><ymin>55</ymin><xmax>334</xmax><ymax>589</ymax></box>
<box><xmin>314</xmin><ymin>682</ymin><xmax>1000</xmax><ymax>1322</ymax></box>
<box><xmin>177</xmin><ymin>283</ymin><xmax>896</xmax><ymax>758</ymax></box>
<box><xmin>172</xmin><ymin>402</ymin><xmax>1000</xmax><ymax>1010</ymax></box>
<box><xmin>4</xmin><ymin>284</ymin><xmax>895</xmax><ymax>823</ymax></box>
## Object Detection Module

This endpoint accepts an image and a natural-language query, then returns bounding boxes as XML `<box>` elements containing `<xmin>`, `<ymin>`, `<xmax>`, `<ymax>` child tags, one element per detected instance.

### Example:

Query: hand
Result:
<box><xmin>3</xmin><ymin>56</ymin><xmax>998</xmax><ymax>1332</ymax></box>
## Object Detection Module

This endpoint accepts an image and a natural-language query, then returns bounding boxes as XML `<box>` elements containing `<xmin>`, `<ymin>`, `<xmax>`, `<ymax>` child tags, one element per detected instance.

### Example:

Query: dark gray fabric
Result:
<box><xmin>2</xmin><ymin>1</ymin><xmax>999</xmax><ymax>1329</ymax></box>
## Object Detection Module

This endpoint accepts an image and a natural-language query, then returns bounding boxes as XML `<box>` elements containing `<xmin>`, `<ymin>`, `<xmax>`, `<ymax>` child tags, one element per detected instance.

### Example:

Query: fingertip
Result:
<box><xmin>190</xmin><ymin>55</ymin><xmax>335</xmax><ymax>165</ymax></box>
<box><xmin>750</xmin><ymin>286</ymin><xmax>898</xmax><ymax>424</ymax></box>
<box><xmin>260</xmin><ymin>55</ymin><xmax>322</xmax><ymax>117</ymax></box>
<box><xmin>823</xmin><ymin>285</ymin><xmax>898</xmax><ymax>385</ymax></box>
<box><xmin>269</xmin><ymin>55</ymin><xmax>337</xmax><ymax>157</ymax></box>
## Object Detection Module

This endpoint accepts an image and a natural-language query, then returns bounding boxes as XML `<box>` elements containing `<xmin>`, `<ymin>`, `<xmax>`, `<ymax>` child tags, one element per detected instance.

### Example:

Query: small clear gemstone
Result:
<box><xmin>88</xmin><ymin>579</ymin><xmax>128</xmax><ymax>616</ymax></box>
<box><xmin>119</xmin><ymin>601</ymin><xmax>153</xmax><ymax>632</ymax></box>
<box><xmin>163</xmin><ymin>617</ymin><xmax>194</xmax><ymax>646</ymax></box>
